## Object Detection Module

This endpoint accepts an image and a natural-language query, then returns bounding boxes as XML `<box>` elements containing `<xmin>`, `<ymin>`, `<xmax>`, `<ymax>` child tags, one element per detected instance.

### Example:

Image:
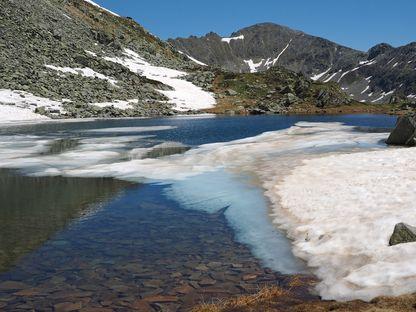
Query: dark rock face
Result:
<box><xmin>169</xmin><ymin>23</ymin><xmax>416</xmax><ymax>104</ymax></box>
<box><xmin>389</xmin><ymin>223</ymin><xmax>416</xmax><ymax>246</ymax></box>
<box><xmin>169</xmin><ymin>23</ymin><xmax>363</xmax><ymax>76</ymax></box>
<box><xmin>386</xmin><ymin>116</ymin><xmax>416</xmax><ymax>146</ymax></box>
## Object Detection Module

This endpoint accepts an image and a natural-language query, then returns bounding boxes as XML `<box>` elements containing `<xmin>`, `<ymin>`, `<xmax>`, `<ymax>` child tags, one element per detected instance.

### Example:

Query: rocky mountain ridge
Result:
<box><xmin>169</xmin><ymin>23</ymin><xmax>416</xmax><ymax>105</ymax></box>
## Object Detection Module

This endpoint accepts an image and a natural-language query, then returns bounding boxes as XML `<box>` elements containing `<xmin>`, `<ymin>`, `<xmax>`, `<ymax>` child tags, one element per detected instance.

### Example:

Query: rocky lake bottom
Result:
<box><xmin>0</xmin><ymin>115</ymin><xmax>397</xmax><ymax>311</ymax></box>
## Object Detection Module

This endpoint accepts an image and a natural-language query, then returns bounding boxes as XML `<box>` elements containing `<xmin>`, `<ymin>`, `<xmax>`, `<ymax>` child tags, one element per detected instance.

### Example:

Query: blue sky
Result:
<box><xmin>93</xmin><ymin>0</ymin><xmax>415</xmax><ymax>51</ymax></box>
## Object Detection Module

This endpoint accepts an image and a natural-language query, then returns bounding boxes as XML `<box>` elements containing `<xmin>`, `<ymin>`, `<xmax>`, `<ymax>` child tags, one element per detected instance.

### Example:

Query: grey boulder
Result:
<box><xmin>389</xmin><ymin>223</ymin><xmax>416</xmax><ymax>246</ymax></box>
<box><xmin>386</xmin><ymin>116</ymin><xmax>416</xmax><ymax>146</ymax></box>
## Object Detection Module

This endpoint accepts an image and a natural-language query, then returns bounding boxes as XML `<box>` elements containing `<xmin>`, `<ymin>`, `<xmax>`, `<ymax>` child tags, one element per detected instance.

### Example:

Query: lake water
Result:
<box><xmin>0</xmin><ymin>114</ymin><xmax>396</xmax><ymax>311</ymax></box>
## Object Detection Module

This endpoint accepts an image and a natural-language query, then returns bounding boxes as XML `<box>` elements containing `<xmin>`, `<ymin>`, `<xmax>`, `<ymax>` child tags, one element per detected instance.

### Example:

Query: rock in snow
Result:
<box><xmin>386</xmin><ymin>116</ymin><xmax>416</xmax><ymax>146</ymax></box>
<box><xmin>389</xmin><ymin>223</ymin><xmax>416</xmax><ymax>246</ymax></box>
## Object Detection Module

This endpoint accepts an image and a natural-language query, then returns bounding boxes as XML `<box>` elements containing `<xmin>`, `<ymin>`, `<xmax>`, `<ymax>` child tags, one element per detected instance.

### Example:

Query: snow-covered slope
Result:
<box><xmin>104</xmin><ymin>49</ymin><xmax>215</xmax><ymax>111</ymax></box>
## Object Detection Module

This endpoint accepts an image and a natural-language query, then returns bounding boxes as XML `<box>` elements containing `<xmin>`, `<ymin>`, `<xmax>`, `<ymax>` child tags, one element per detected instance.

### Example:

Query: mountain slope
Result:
<box><xmin>0</xmin><ymin>0</ymin><xmax>215</xmax><ymax>119</ymax></box>
<box><xmin>169</xmin><ymin>23</ymin><xmax>416</xmax><ymax>104</ymax></box>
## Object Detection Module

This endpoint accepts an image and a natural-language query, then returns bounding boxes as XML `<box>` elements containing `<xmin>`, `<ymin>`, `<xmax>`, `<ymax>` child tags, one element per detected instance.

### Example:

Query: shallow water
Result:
<box><xmin>0</xmin><ymin>114</ymin><xmax>396</xmax><ymax>310</ymax></box>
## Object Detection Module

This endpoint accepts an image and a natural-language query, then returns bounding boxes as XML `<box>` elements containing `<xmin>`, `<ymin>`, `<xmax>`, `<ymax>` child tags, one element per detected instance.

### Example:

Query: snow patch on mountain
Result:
<box><xmin>178</xmin><ymin>51</ymin><xmax>207</xmax><ymax>66</ymax></box>
<box><xmin>221</xmin><ymin>35</ymin><xmax>245</xmax><ymax>43</ymax></box>
<box><xmin>104</xmin><ymin>49</ymin><xmax>215</xmax><ymax>111</ymax></box>
<box><xmin>244</xmin><ymin>59</ymin><xmax>264</xmax><ymax>73</ymax></box>
<box><xmin>45</xmin><ymin>65</ymin><xmax>118</xmax><ymax>85</ymax></box>
<box><xmin>83</xmin><ymin>0</ymin><xmax>120</xmax><ymax>17</ymax></box>
<box><xmin>311</xmin><ymin>67</ymin><xmax>332</xmax><ymax>81</ymax></box>
<box><xmin>90</xmin><ymin>99</ymin><xmax>139</xmax><ymax>110</ymax></box>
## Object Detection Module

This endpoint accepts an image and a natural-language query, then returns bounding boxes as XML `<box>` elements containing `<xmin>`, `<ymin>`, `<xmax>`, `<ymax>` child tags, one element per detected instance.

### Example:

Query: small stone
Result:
<box><xmin>198</xmin><ymin>278</ymin><xmax>217</xmax><ymax>287</ymax></box>
<box><xmin>0</xmin><ymin>281</ymin><xmax>29</xmax><ymax>290</ymax></box>
<box><xmin>195</xmin><ymin>264</ymin><xmax>209</xmax><ymax>271</ymax></box>
<box><xmin>207</xmin><ymin>262</ymin><xmax>222</xmax><ymax>269</ymax></box>
<box><xmin>144</xmin><ymin>295</ymin><xmax>179</xmax><ymax>303</ymax></box>
<box><xmin>174</xmin><ymin>284</ymin><xmax>194</xmax><ymax>294</ymax></box>
<box><xmin>189</xmin><ymin>281</ymin><xmax>200</xmax><ymax>289</ymax></box>
<box><xmin>171</xmin><ymin>272</ymin><xmax>182</xmax><ymax>278</ymax></box>
<box><xmin>54</xmin><ymin>302</ymin><xmax>83</xmax><ymax>312</ymax></box>
<box><xmin>131</xmin><ymin>300</ymin><xmax>153</xmax><ymax>311</ymax></box>
<box><xmin>14</xmin><ymin>288</ymin><xmax>41</xmax><ymax>296</ymax></box>
<box><xmin>142</xmin><ymin>280</ymin><xmax>162</xmax><ymax>288</ymax></box>
<box><xmin>242</xmin><ymin>274</ymin><xmax>258</xmax><ymax>281</ymax></box>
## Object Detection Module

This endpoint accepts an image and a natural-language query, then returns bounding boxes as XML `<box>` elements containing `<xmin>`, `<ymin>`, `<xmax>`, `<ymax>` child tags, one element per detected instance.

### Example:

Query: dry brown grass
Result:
<box><xmin>191</xmin><ymin>282</ymin><xmax>416</xmax><ymax>312</ymax></box>
<box><xmin>191</xmin><ymin>286</ymin><xmax>288</xmax><ymax>312</ymax></box>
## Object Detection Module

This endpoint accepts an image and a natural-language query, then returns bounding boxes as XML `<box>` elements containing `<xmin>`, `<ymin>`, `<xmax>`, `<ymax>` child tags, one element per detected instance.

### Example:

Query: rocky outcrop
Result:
<box><xmin>386</xmin><ymin>116</ymin><xmax>416</xmax><ymax>146</ymax></box>
<box><xmin>210</xmin><ymin>66</ymin><xmax>352</xmax><ymax>115</ymax></box>
<box><xmin>389</xmin><ymin>223</ymin><xmax>416</xmax><ymax>246</ymax></box>
<box><xmin>0</xmin><ymin>0</ymin><xmax>199</xmax><ymax>118</ymax></box>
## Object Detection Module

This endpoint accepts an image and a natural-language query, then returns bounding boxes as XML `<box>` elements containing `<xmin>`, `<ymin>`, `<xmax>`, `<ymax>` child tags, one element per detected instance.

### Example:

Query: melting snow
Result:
<box><xmin>311</xmin><ymin>67</ymin><xmax>332</xmax><ymax>81</ymax></box>
<box><xmin>85</xmin><ymin>50</ymin><xmax>97</xmax><ymax>57</ymax></box>
<box><xmin>178</xmin><ymin>51</ymin><xmax>207</xmax><ymax>66</ymax></box>
<box><xmin>90</xmin><ymin>99</ymin><xmax>139</xmax><ymax>110</ymax></box>
<box><xmin>267</xmin><ymin>39</ymin><xmax>292</xmax><ymax>67</ymax></box>
<box><xmin>0</xmin><ymin>89</ymin><xmax>66</xmax><ymax>122</ymax></box>
<box><xmin>83</xmin><ymin>0</ymin><xmax>120</xmax><ymax>17</ymax></box>
<box><xmin>221</xmin><ymin>35</ymin><xmax>245</xmax><ymax>43</ymax></box>
<box><xmin>244</xmin><ymin>59</ymin><xmax>264</xmax><ymax>73</ymax></box>
<box><xmin>361</xmin><ymin>86</ymin><xmax>370</xmax><ymax>94</ymax></box>
<box><xmin>45</xmin><ymin>65</ymin><xmax>117</xmax><ymax>85</ymax></box>
<box><xmin>104</xmin><ymin>49</ymin><xmax>216</xmax><ymax>111</ymax></box>
<box><xmin>323</xmin><ymin>72</ymin><xmax>338</xmax><ymax>83</ymax></box>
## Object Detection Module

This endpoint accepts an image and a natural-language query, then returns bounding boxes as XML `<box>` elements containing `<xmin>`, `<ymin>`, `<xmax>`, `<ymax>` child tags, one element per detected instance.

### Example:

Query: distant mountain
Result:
<box><xmin>169</xmin><ymin>23</ymin><xmax>416</xmax><ymax>104</ymax></box>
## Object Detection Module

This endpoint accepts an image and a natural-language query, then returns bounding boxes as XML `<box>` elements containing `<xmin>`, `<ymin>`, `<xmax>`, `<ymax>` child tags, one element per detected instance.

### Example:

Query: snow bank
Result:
<box><xmin>0</xmin><ymin>89</ymin><xmax>65</xmax><ymax>122</ymax></box>
<box><xmin>45</xmin><ymin>65</ymin><xmax>117</xmax><ymax>85</ymax></box>
<box><xmin>104</xmin><ymin>49</ymin><xmax>216</xmax><ymax>111</ymax></box>
<box><xmin>0</xmin><ymin>105</ymin><xmax>49</xmax><ymax>122</ymax></box>
<box><xmin>275</xmin><ymin>147</ymin><xmax>416</xmax><ymax>301</ymax></box>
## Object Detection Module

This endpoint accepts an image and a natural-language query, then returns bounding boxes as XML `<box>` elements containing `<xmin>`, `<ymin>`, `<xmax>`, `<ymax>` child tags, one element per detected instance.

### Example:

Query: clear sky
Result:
<box><xmin>93</xmin><ymin>0</ymin><xmax>415</xmax><ymax>52</ymax></box>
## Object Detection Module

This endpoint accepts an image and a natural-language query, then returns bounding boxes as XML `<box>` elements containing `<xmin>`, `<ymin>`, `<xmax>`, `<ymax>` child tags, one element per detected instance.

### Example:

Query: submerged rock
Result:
<box><xmin>389</xmin><ymin>223</ymin><xmax>416</xmax><ymax>246</ymax></box>
<box><xmin>386</xmin><ymin>116</ymin><xmax>416</xmax><ymax>146</ymax></box>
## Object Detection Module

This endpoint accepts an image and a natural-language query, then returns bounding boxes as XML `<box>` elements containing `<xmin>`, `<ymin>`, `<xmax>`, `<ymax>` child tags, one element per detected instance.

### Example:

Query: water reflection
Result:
<box><xmin>0</xmin><ymin>169</ymin><xmax>131</xmax><ymax>272</ymax></box>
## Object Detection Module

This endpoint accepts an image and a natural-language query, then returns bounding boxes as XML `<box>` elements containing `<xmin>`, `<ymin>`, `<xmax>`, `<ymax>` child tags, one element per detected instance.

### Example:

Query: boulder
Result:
<box><xmin>389</xmin><ymin>223</ymin><xmax>416</xmax><ymax>246</ymax></box>
<box><xmin>226</xmin><ymin>89</ymin><xmax>238</xmax><ymax>96</ymax></box>
<box><xmin>386</xmin><ymin>116</ymin><xmax>416</xmax><ymax>146</ymax></box>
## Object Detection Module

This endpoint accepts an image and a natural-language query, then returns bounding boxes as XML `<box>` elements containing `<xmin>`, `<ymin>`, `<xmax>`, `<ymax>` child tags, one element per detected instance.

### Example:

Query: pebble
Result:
<box><xmin>53</xmin><ymin>301</ymin><xmax>83</xmax><ymax>312</ymax></box>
